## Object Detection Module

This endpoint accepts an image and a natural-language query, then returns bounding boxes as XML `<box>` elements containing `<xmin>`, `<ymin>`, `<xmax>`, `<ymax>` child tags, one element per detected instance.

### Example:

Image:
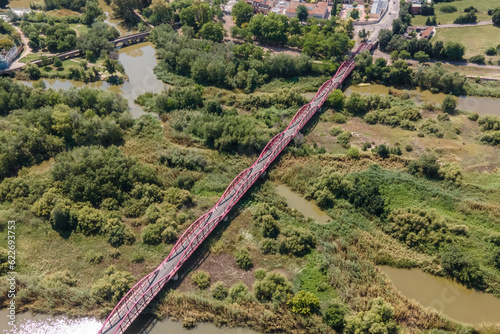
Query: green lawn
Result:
<box><xmin>412</xmin><ymin>0</ymin><xmax>494</xmax><ymax>25</ymax></box>
<box><xmin>432</xmin><ymin>24</ymin><xmax>500</xmax><ymax>60</ymax></box>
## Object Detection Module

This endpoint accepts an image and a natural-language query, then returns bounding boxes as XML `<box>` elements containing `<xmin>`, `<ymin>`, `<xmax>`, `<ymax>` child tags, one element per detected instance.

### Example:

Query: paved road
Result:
<box><xmin>415</xmin><ymin>20</ymin><xmax>492</xmax><ymax>29</ymax></box>
<box><xmin>354</xmin><ymin>0</ymin><xmax>400</xmax><ymax>42</ymax></box>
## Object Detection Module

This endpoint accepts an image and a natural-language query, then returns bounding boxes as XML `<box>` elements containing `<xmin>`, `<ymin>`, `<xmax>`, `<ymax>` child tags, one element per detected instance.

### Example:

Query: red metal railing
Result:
<box><xmin>98</xmin><ymin>42</ymin><xmax>374</xmax><ymax>334</ymax></box>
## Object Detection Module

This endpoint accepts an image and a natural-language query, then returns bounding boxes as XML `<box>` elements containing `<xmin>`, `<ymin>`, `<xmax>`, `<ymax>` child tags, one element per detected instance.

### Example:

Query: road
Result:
<box><xmin>415</xmin><ymin>20</ymin><xmax>492</xmax><ymax>30</ymax></box>
<box><xmin>354</xmin><ymin>0</ymin><xmax>400</xmax><ymax>42</ymax></box>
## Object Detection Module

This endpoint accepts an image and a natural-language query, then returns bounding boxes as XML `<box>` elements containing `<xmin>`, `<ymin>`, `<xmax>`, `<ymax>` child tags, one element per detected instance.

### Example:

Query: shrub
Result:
<box><xmin>288</xmin><ymin>291</ymin><xmax>320</xmax><ymax>315</ymax></box>
<box><xmin>440</xmin><ymin>5</ymin><xmax>456</xmax><ymax>13</ymax></box>
<box><xmin>344</xmin><ymin>298</ymin><xmax>397</xmax><ymax>334</ymax></box>
<box><xmin>324</xmin><ymin>302</ymin><xmax>349</xmax><ymax>332</ymax></box>
<box><xmin>372</xmin><ymin>144</ymin><xmax>389</xmax><ymax>159</ymax></box>
<box><xmin>253</xmin><ymin>272</ymin><xmax>293</xmax><ymax>303</ymax></box>
<box><xmin>192</xmin><ymin>270</ymin><xmax>211</xmax><ymax>289</ymax></box>
<box><xmin>346</xmin><ymin>147</ymin><xmax>360</xmax><ymax>159</ymax></box>
<box><xmin>91</xmin><ymin>266</ymin><xmax>135</xmax><ymax>304</ymax></box>
<box><xmin>331</xmin><ymin>113</ymin><xmax>347</xmax><ymax>124</ymax></box>
<box><xmin>228</xmin><ymin>282</ymin><xmax>253</xmax><ymax>304</ymax></box>
<box><xmin>279</xmin><ymin>227</ymin><xmax>316</xmax><ymax>256</ymax></box>
<box><xmin>262</xmin><ymin>217</ymin><xmax>279</xmax><ymax>238</ymax></box>
<box><xmin>143</xmin><ymin>204</ymin><xmax>161</xmax><ymax>224</ymax></box>
<box><xmin>234</xmin><ymin>249</ymin><xmax>253</xmax><ymax>269</ymax></box>
<box><xmin>104</xmin><ymin>218</ymin><xmax>135</xmax><ymax>247</ymax></box>
<box><xmin>408</xmin><ymin>154</ymin><xmax>440</xmax><ymax>178</ymax></box>
<box><xmin>348</xmin><ymin>175</ymin><xmax>385</xmax><ymax>216</ymax></box>
<box><xmin>254</xmin><ymin>269</ymin><xmax>267</xmax><ymax>280</ymax></box>
<box><xmin>387</xmin><ymin>208</ymin><xmax>451</xmax><ymax>253</ymax></box>
<box><xmin>211</xmin><ymin>281</ymin><xmax>229</xmax><ymax>300</ymax></box>
<box><xmin>441</xmin><ymin>245</ymin><xmax>485</xmax><ymax>289</ymax></box>
<box><xmin>493</xmin><ymin>248</ymin><xmax>500</xmax><ymax>270</ymax></box>
<box><xmin>261</xmin><ymin>239</ymin><xmax>278</xmax><ymax>254</ymax></box>
<box><xmin>469</xmin><ymin>55</ymin><xmax>485</xmax><ymax>64</ymax></box>
<box><xmin>329</xmin><ymin>126</ymin><xmax>343</xmax><ymax>136</ymax></box>
<box><xmin>337</xmin><ymin>131</ymin><xmax>352</xmax><ymax>148</ymax></box>
<box><xmin>43</xmin><ymin>270</ymin><xmax>77</xmax><ymax>287</ymax></box>
<box><xmin>345</xmin><ymin>93</ymin><xmax>367</xmax><ymax>115</ymax></box>
<box><xmin>0</xmin><ymin>248</ymin><xmax>9</xmax><ymax>275</ymax></box>
<box><xmin>131</xmin><ymin>252</ymin><xmax>144</xmax><ymax>263</ymax></box>
<box><xmin>442</xmin><ymin>95</ymin><xmax>457</xmax><ymax>114</ymax></box>
<box><xmin>85</xmin><ymin>251</ymin><xmax>104</xmax><ymax>265</ymax></box>
<box><xmin>420</xmin><ymin>119</ymin><xmax>444</xmax><ymax>138</ymax></box>
<box><xmin>486</xmin><ymin>47</ymin><xmax>497</xmax><ymax>56</ymax></box>
<box><xmin>439</xmin><ymin>162</ymin><xmax>463</xmax><ymax>186</ymax></box>
<box><xmin>76</xmin><ymin>206</ymin><xmax>104</xmax><ymax>236</ymax></box>
<box><xmin>405</xmin><ymin>144</ymin><xmax>413</xmax><ymax>152</ymax></box>
<box><xmin>142</xmin><ymin>223</ymin><xmax>165</xmax><ymax>245</ymax></box>
<box><xmin>467</xmin><ymin>112</ymin><xmax>479</xmax><ymax>121</ymax></box>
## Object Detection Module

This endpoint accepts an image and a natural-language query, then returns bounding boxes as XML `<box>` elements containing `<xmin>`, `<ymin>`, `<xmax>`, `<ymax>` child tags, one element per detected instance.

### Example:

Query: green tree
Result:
<box><xmin>493</xmin><ymin>8</ymin><xmax>500</xmax><ymax>26</ymax></box>
<box><xmin>414</xmin><ymin>51</ymin><xmax>429</xmax><ymax>63</ymax></box>
<box><xmin>288</xmin><ymin>291</ymin><xmax>320</xmax><ymax>315</ymax></box>
<box><xmin>53</xmin><ymin>57</ymin><xmax>63</xmax><ymax>68</ymax></box>
<box><xmin>442</xmin><ymin>95</ymin><xmax>457</xmax><ymax>114</ymax></box>
<box><xmin>199</xmin><ymin>22</ymin><xmax>225</xmax><ymax>42</ymax></box>
<box><xmin>248</xmin><ymin>13</ymin><xmax>288</xmax><ymax>45</ymax></box>
<box><xmin>327</xmin><ymin>89</ymin><xmax>344</xmax><ymax>110</ymax></box>
<box><xmin>231</xmin><ymin>0</ymin><xmax>253</xmax><ymax>27</ymax></box>
<box><xmin>76</xmin><ymin>206</ymin><xmax>104</xmax><ymax>235</ymax></box>
<box><xmin>350</xmin><ymin>8</ymin><xmax>359</xmax><ymax>20</ymax></box>
<box><xmin>82</xmin><ymin>0</ymin><xmax>104</xmax><ymax>26</ymax></box>
<box><xmin>324</xmin><ymin>302</ymin><xmax>349</xmax><ymax>332</ymax></box>
<box><xmin>444</xmin><ymin>42</ymin><xmax>465</xmax><ymax>61</ymax></box>
<box><xmin>345</xmin><ymin>92</ymin><xmax>367</xmax><ymax>115</ymax></box>
<box><xmin>296</xmin><ymin>5</ymin><xmax>309</xmax><ymax>22</ymax></box>
<box><xmin>179</xmin><ymin>0</ymin><xmax>210</xmax><ymax>31</ymax></box>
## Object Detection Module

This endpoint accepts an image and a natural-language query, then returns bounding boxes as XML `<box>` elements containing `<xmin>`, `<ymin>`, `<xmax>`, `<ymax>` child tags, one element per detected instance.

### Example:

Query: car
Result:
<box><xmin>389</xmin><ymin>12</ymin><xmax>392</xmax><ymax>15</ymax></box>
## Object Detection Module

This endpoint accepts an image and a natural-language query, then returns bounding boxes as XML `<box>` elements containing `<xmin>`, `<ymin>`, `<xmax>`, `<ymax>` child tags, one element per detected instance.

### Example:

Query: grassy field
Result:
<box><xmin>412</xmin><ymin>0</ymin><xmax>495</xmax><ymax>25</ymax></box>
<box><xmin>432</xmin><ymin>25</ymin><xmax>500</xmax><ymax>60</ymax></box>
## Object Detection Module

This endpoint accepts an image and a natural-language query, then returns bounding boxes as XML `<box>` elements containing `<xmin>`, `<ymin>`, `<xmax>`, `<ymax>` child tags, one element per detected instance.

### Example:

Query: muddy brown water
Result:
<box><xmin>0</xmin><ymin>310</ymin><xmax>258</xmax><ymax>334</ymax></box>
<box><xmin>275</xmin><ymin>184</ymin><xmax>330</xmax><ymax>224</ymax></box>
<box><xmin>21</xmin><ymin>42</ymin><xmax>170</xmax><ymax>118</ymax></box>
<box><xmin>380</xmin><ymin>266</ymin><xmax>500</xmax><ymax>325</ymax></box>
<box><xmin>345</xmin><ymin>84</ymin><xmax>500</xmax><ymax>117</ymax></box>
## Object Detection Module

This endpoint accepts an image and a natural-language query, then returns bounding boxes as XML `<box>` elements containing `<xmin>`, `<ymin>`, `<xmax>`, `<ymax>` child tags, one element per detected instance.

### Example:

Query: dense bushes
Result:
<box><xmin>441</xmin><ymin>245</ymin><xmax>485</xmax><ymax>289</ymax></box>
<box><xmin>0</xmin><ymin>81</ymin><xmax>129</xmax><ymax>180</ymax></box>
<box><xmin>21</xmin><ymin>21</ymin><xmax>76</xmax><ymax>52</ymax></box>
<box><xmin>151</xmin><ymin>25</ymin><xmax>312</xmax><ymax>91</ymax></box>
<box><xmin>279</xmin><ymin>227</ymin><xmax>316</xmax><ymax>256</ymax></box>
<box><xmin>137</xmin><ymin>86</ymin><xmax>204</xmax><ymax>114</ymax></box>
<box><xmin>344</xmin><ymin>298</ymin><xmax>398</xmax><ymax>334</ymax></box>
<box><xmin>386</xmin><ymin>208</ymin><xmax>452</xmax><ymax>253</ymax></box>
<box><xmin>52</xmin><ymin>146</ymin><xmax>157</xmax><ymax>206</ymax></box>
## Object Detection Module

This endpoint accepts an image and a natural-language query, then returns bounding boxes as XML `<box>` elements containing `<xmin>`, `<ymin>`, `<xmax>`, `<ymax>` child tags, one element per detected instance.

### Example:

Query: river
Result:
<box><xmin>381</xmin><ymin>266</ymin><xmax>500</xmax><ymax>325</ymax></box>
<box><xmin>345</xmin><ymin>84</ymin><xmax>500</xmax><ymax>117</ymax></box>
<box><xmin>275</xmin><ymin>184</ymin><xmax>330</xmax><ymax>224</ymax></box>
<box><xmin>21</xmin><ymin>42</ymin><xmax>169</xmax><ymax>118</ymax></box>
<box><xmin>0</xmin><ymin>310</ymin><xmax>258</xmax><ymax>334</ymax></box>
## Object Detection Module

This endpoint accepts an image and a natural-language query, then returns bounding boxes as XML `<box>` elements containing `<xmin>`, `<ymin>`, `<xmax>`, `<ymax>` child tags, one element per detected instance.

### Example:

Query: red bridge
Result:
<box><xmin>98</xmin><ymin>41</ymin><xmax>375</xmax><ymax>334</ymax></box>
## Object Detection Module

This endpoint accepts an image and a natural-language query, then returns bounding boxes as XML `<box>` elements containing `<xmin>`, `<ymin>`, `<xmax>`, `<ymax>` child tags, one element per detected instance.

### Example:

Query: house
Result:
<box><xmin>326</xmin><ymin>0</ymin><xmax>355</xmax><ymax>5</ymax></box>
<box><xmin>250</xmin><ymin>0</ymin><xmax>276</xmax><ymax>14</ymax></box>
<box><xmin>285</xmin><ymin>1</ymin><xmax>329</xmax><ymax>19</ymax></box>
<box><xmin>419</xmin><ymin>26</ymin><xmax>435</xmax><ymax>39</ymax></box>
<box><xmin>271</xmin><ymin>0</ymin><xmax>290</xmax><ymax>15</ymax></box>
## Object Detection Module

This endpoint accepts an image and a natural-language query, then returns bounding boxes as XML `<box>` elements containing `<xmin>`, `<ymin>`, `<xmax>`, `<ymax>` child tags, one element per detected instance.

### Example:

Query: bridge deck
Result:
<box><xmin>98</xmin><ymin>41</ymin><xmax>375</xmax><ymax>334</ymax></box>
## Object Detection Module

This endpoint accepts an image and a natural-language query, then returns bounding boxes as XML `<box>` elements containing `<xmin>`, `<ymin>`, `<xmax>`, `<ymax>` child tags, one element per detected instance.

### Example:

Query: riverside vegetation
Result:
<box><xmin>1</xmin><ymin>6</ymin><xmax>500</xmax><ymax>334</ymax></box>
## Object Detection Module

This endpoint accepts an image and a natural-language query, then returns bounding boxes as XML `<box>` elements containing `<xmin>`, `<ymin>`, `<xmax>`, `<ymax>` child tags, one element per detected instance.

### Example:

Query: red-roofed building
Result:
<box><xmin>419</xmin><ymin>26</ymin><xmax>435</xmax><ymax>39</ymax></box>
<box><xmin>285</xmin><ymin>1</ymin><xmax>329</xmax><ymax>19</ymax></box>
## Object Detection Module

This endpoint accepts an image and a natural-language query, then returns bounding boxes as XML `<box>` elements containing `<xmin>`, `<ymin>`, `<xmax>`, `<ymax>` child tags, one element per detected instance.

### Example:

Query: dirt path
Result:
<box><xmin>9</xmin><ymin>23</ymin><xmax>32</xmax><ymax>70</ymax></box>
<box><xmin>415</xmin><ymin>20</ymin><xmax>492</xmax><ymax>30</ymax></box>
